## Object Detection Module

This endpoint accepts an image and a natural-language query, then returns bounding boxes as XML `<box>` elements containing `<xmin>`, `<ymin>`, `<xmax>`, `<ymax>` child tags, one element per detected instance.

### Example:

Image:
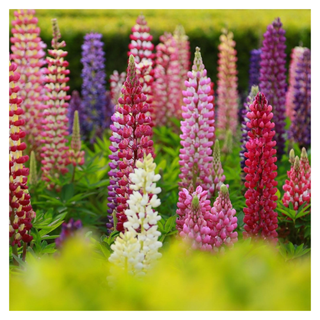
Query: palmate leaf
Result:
<box><xmin>278</xmin><ymin>241</ymin><xmax>310</xmax><ymax>262</ymax></box>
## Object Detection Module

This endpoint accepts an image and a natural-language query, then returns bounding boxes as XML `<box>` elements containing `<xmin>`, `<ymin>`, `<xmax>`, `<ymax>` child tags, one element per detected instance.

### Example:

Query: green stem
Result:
<box><xmin>71</xmin><ymin>165</ymin><xmax>76</xmax><ymax>183</ymax></box>
<box><xmin>22</xmin><ymin>242</ymin><xmax>27</xmax><ymax>262</ymax></box>
<box><xmin>12</xmin><ymin>245</ymin><xmax>19</xmax><ymax>266</ymax></box>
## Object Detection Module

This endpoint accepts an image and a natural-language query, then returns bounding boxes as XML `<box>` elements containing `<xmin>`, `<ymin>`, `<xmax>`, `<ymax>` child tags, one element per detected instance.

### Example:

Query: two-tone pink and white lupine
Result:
<box><xmin>40</xmin><ymin>19</ymin><xmax>71</xmax><ymax>190</ymax></box>
<box><xmin>10</xmin><ymin>9</ymin><xmax>47</xmax><ymax>156</ymax></box>
<box><xmin>209</xmin><ymin>140</ymin><xmax>226</xmax><ymax>198</ymax></box>
<box><xmin>179</xmin><ymin>47</ymin><xmax>215</xmax><ymax>195</ymax></box>
<box><xmin>285</xmin><ymin>47</ymin><xmax>304</xmax><ymax>121</ymax></box>
<box><xmin>300</xmin><ymin>148</ymin><xmax>311</xmax><ymax>195</ymax></box>
<box><xmin>110</xmin><ymin>70</ymin><xmax>126</xmax><ymax>106</ymax></box>
<box><xmin>128</xmin><ymin>14</ymin><xmax>154</xmax><ymax>121</ymax></box>
<box><xmin>9</xmin><ymin>61</ymin><xmax>35</xmax><ymax>248</ymax></box>
<box><xmin>282</xmin><ymin>155</ymin><xmax>310</xmax><ymax>211</ymax></box>
<box><xmin>216</xmin><ymin>29</ymin><xmax>239</xmax><ymax>139</ymax></box>
<box><xmin>153</xmin><ymin>33</ymin><xmax>181</xmax><ymax>125</ymax></box>
<box><xmin>109</xmin><ymin>154</ymin><xmax>162</xmax><ymax>277</ymax></box>
<box><xmin>108</xmin><ymin>55</ymin><xmax>154</xmax><ymax>233</ymax></box>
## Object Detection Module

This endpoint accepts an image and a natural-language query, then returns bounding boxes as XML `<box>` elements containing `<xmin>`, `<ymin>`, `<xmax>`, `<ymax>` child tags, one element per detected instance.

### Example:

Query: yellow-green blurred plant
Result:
<box><xmin>10</xmin><ymin>233</ymin><xmax>310</xmax><ymax>311</ymax></box>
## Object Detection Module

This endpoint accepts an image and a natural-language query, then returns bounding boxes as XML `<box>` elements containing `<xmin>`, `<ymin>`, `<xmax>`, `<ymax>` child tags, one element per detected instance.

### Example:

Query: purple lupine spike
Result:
<box><xmin>259</xmin><ymin>17</ymin><xmax>287</xmax><ymax>159</ymax></box>
<box><xmin>289</xmin><ymin>48</ymin><xmax>311</xmax><ymax>149</ymax></box>
<box><xmin>240</xmin><ymin>85</ymin><xmax>259</xmax><ymax>176</ymax></box>
<box><xmin>55</xmin><ymin>218</ymin><xmax>83</xmax><ymax>248</ymax></box>
<box><xmin>248</xmin><ymin>49</ymin><xmax>261</xmax><ymax>89</ymax></box>
<box><xmin>81</xmin><ymin>32</ymin><xmax>109</xmax><ymax>141</ymax></box>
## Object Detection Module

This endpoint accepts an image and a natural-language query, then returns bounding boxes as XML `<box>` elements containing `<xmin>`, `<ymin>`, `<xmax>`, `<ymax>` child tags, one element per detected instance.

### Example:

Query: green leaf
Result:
<box><xmin>164</xmin><ymin>215</ymin><xmax>176</xmax><ymax>233</ymax></box>
<box><xmin>61</xmin><ymin>183</ymin><xmax>75</xmax><ymax>202</ymax></box>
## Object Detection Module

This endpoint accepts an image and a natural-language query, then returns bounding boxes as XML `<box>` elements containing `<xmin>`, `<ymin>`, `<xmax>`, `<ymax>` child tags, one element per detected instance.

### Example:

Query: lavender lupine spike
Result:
<box><xmin>286</xmin><ymin>47</ymin><xmax>304</xmax><ymax>121</ymax></box>
<box><xmin>40</xmin><ymin>19</ymin><xmax>70</xmax><ymax>191</ymax></box>
<box><xmin>10</xmin><ymin>9</ymin><xmax>47</xmax><ymax>157</ymax></box>
<box><xmin>259</xmin><ymin>18</ymin><xmax>287</xmax><ymax>159</ymax></box>
<box><xmin>216</xmin><ymin>29</ymin><xmax>239</xmax><ymax>139</ymax></box>
<box><xmin>240</xmin><ymin>85</ymin><xmax>259</xmax><ymax>174</ymax></box>
<box><xmin>290</xmin><ymin>47</ymin><xmax>311</xmax><ymax>149</ymax></box>
<box><xmin>81</xmin><ymin>33</ymin><xmax>109</xmax><ymax>141</ymax></box>
<box><xmin>248</xmin><ymin>49</ymin><xmax>261</xmax><ymax>89</ymax></box>
<box><xmin>179</xmin><ymin>47</ymin><xmax>215</xmax><ymax>195</ymax></box>
<box><xmin>67</xmin><ymin>90</ymin><xmax>87</xmax><ymax>135</ymax></box>
<box><xmin>55</xmin><ymin>218</ymin><xmax>83</xmax><ymax>248</ymax></box>
<box><xmin>209</xmin><ymin>140</ymin><xmax>226</xmax><ymax>198</ymax></box>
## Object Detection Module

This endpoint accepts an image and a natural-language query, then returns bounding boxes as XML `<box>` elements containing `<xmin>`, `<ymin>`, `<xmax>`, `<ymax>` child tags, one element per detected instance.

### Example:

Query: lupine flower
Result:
<box><xmin>108</xmin><ymin>55</ymin><xmax>154</xmax><ymax>233</ymax></box>
<box><xmin>286</xmin><ymin>47</ymin><xmax>304</xmax><ymax>121</ymax></box>
<box><xmin>153</xmin><ymin>33</ymin><xmax>181</xmax><ymax>125</ymax></box>
<box><xmin>209</xmin><ymin>140</ymin><xmax>226</xmax><ymax>198</ymax></box>
<box><xmin>289</xmin><ymin>48</ymin><xmax>311</xmax><ymax>149</ymax></box>
<box><xmin>248</xmin><ymin>49</ymin><xmax>261</xmax><ymax>89</ymax></box>
<box><xmin>81</xmin><ymin>32</ymin><xmax>109</xmax><ymax>140</ymax></box>
<box><xmin>40</xmin><ymin>19</ymin><xmax>70</xmax><ymax>190</ymax></box>
<box><xmin>259</xmin><ymin>18</ymin><xmax>287</xmax><ymax>159</ymax></box>
<box><xmin>216</xmin><ymin>29</ymin><xmax>239</xmax><ymax>139</ymax></box>
<box><xmin>55</xmin><ymin>218</ymin><xmax>82</xmax><ymax>248</ymax></box>
<box><xmin>178</xmin><ymin>47</ymin><xmax>215</xmax><ymax>195</ymax></box>
<box><xmin>9</xmin><ymin>61</ymin><xmax>35</xmax><ymax>247</ymax></box>
<box><xmin>110</xmin><ymin>70</ymin><xmax>126</xmax><ymax>106</ymax></box>
<box><xmin>208</xmin><ymin>184</ymin><xmax>238</xmax><ymax>250</ymax></box>
<box><xmin>240</xmin><ymin>85</ymin><xmax>259</xmax><ymax>174</ymax></box>
<box><xmin>67</xmin><ymin>90</ymin><xmax>87</xmax><ymax>135</ymax></box>
<box><xmin>300</xmin><ymin>147</ymin><xmax>311</xmax><ymax>196</ymax></box>
<box><xmin>128</xmin><ymin>14</ymin><xmax>154</xmax><ymax>120</ymax></box>
<box><xmin>243</xmin><ymin>92</ymin><xmax>278</xmax><ymax>242</ymax></box>
<box><xmin>283</xmin><ymin>156</ymin><xmax>310</xmax><ymax>211</ymax></box>
<box><xmin>10</xmin><ymin>9</ymin><xmax>47</xmax><ymax>156</ymax></box>
<box><xmin>68</xmin><ymin>111</ymin><xmax>85</xmax><ymax>167</ymax></box>
<box><xmin>109</xmin><ymin>154</ymin><xmax>162</xmax><ymax>277</ymax></box>
<box><xmin>179</xmin><ymin>186</ymin><xmax>213</xmax><ymax>251</ymax></box>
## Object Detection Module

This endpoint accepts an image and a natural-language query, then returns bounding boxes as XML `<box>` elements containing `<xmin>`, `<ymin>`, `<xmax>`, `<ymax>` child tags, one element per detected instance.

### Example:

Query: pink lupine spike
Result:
<box><xmin>243</xmin><ymin>92</ymin><xmax>278</xmax><ymax>243</ymax></box>
<box><xmin>178</xmin><ymin>47</ymin><xmax>215</xmax><ymax>196</ymax></box>
<box><xmin>153</xmin><ymin>32</ymin><xmax>181</xmax><ymax>125</ymax></box>
<box><xmin>10</xmin><ymin>9</ymin><xmax>47</xmax><ymax>157</ymax></box>
<box><xmin>40</xmin><ymin>19</ymin><xmax>70</xmax><ymax>191</ymax></box>
<box><xmin>216</xmin><ymin>29</ymin><xmax>239</xmax><ymax>139</ymax></box>
<box><xmin>9</xmin><ymin>61</ymin><xmax>36</xmax><ymax>248</ymax></box>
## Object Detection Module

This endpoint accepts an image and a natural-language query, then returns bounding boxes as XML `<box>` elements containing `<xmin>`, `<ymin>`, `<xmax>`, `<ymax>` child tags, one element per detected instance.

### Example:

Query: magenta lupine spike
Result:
<box><xmin>40</xmin><ymin>19</ymin><xmax>71</xmax><ymax>190</ymax></box>
<box><xmin>110</xmin><ymin>70</ymin><xmax>126</xmax><ymax>107</ymax></box>
<box><xmin>209</xmin><ymin>140</ymin><xmax>226</xmax><ymax>198</ymax></box>
<box><xmin>153</xmin><ymin>33</ymin><xmax>181</xmax><ymax>125</ymax></box>
<box><xmin>300</xmin><ymin>148</ymin><xmax>311</xmax><ymax>196</ymax></box>
<box><xmin>243</xmin><ymin>92</ymin><xmax>278</xmax><ymax>242</ymax></box>
<box><xmin>10</xmin><ymin>9</ymin><xmax>47</xmax><ymax>156</ymax></box>
<box><xmin>109</xmin><ymin>55</ymin><xmax>154</xmax><ymax>233</ymax></box>
<box><xmin>179</xmin><ymin>186</ymin><xmax>213</xmax><ymax>251</ymax></box>
<box><xmin>208</xmin><ymin>184</ymin><xmax>238</xmax><ymax>250</ymax></box>
<box><xmin>290</xmin><ymin>47</ymin><xmax>311</xmax><ymax>149</ymax></box>
<box><xmin>282</xmin><ymin>156</ymin><xmax>310</xmax><ymax>211</ymax></box>
<box><xmin>178</xmin><ymin>47</ymin><xmax>215</xmax><ymax>195</ymax></box>
<box><xmin>9</xmin><ymin>61</ymin><xmax>36</xmax><ymax>247</ymax></box>
<box><xmin>259</xmin><ymin>18</ymin><xmax>287</xmax><ymax>159</ymax></box>
<box><xmin>216</xmin><ymin>29</ymin><xmax>239</xmax><ymax>138</ymax></box>
<box><xmin>286</xmin><ymin>47</ymin><xmax>304</xmax><ymax>121</ymax></box>
<box><xmin>128</xmin><ymin>14</ymin><xmax>155</xmax><ymax>121</ymax></box>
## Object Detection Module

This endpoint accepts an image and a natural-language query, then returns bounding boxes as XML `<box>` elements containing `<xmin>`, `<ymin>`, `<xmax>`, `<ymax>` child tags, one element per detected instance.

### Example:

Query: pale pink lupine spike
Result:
<box><xmin>216</xmin><ymin>29</ymin><xmax>239</xmax><ymax>139</ymax></box>
<box><xmin>178</xmin><ymin>47</ymin><xmax>215</xmax><ymax>196</ymax></box>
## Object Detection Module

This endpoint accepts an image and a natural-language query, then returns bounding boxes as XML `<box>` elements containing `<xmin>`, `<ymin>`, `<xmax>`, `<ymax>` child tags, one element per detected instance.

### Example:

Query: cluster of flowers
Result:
<box><xmin>259</xmin><ymin>17</ymin><xmax>287</xmax><ymax>159</ymax></box>
<box><xmin>10</xmin><ymin>9</ymin><xmax>47</xmax><ymax>156</ymax></box>
<box><xmin>248</xmin><ymin>49</ymin><xmax>261</xmax><ymax>89</ymax></box>
<box><xmin>107</xmin><ymin>55</ymin><xmax>154</xmax><ymax>233</ymax></box>
<box><xmin>216</xmin><ymin>29</ymin><xmax>239</xmax><ymax>139</ymax></box>
<box><xmin>110</xmin><ymin>70</ymin><xmax>126</xmax><ymax>106</ymax></box>
<box><xmin>109</xmin><ymin>154</ymin><xmax>162</xmax><ymax>276</ymax></box>
<box><xmin>9</xmin><ymin>61</ymin><xmax>36</xmax><ymax>247</ymax></box>
<box><xmin>179</xmin><ymin>47</ymin><xmax>224</xmax><ymax>200</ymax></box>
<box><xmin>282</xmin><ymin>148</ymin><xmax>311</xmax><ymax>211</ymax></box>
<box><xmin>177</xmin><ymin>185</ymin><xmax>238</xmax><ymax>252</ymax></box>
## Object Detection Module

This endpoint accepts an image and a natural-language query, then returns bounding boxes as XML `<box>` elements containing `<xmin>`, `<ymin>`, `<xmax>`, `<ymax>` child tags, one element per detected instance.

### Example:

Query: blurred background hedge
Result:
<box><xmin>9</xmin><ymin>9</ymin><xmax>311</xmax><ymax>95</ymax></box>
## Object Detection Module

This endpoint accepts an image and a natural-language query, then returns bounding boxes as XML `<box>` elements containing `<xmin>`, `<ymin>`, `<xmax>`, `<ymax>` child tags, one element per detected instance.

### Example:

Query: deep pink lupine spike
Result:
<box><xmin>10</xmin><ymin>9</ymin><xmax>47</xmax><ymax>157</ymax></box>
<box><xmin>9</xmin><ymin>61</ymin><xmax>36</xmax><ymax>248</ymax></box>
<box><xmin>40</xmin><ymin>19</ymin><xmax>70</xmax><ymax>191</ymax></box>
<box><xmin>153</xmin><ymin>32</ymin><xmax>181</xmax><ymax>125</ymax></box>
<box><xmin>216</xmin><ymin>29</ymin><xmax>239</xmax><ymax>139</ymax></box>
<box><xmin>178</xmin><ymin>47</ymin><xmax>215</xmax><ymax>196</ymax></box>
<box><xmin>243</xmin><ymin>92</ymin><xmax>278</xmax><ymax>243</ymax></box>
<box><xmin>109</xmin><ymin>55</ymin><xmax>154</xmax><ymax>232</ymax></box>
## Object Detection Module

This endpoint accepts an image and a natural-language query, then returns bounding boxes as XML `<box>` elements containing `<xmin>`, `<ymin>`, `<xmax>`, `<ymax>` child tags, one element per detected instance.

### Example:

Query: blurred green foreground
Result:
<box><xmin>10</xmin><ymin>233</ymin><xmax>310</xmax><ymax>311</ymax></box>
